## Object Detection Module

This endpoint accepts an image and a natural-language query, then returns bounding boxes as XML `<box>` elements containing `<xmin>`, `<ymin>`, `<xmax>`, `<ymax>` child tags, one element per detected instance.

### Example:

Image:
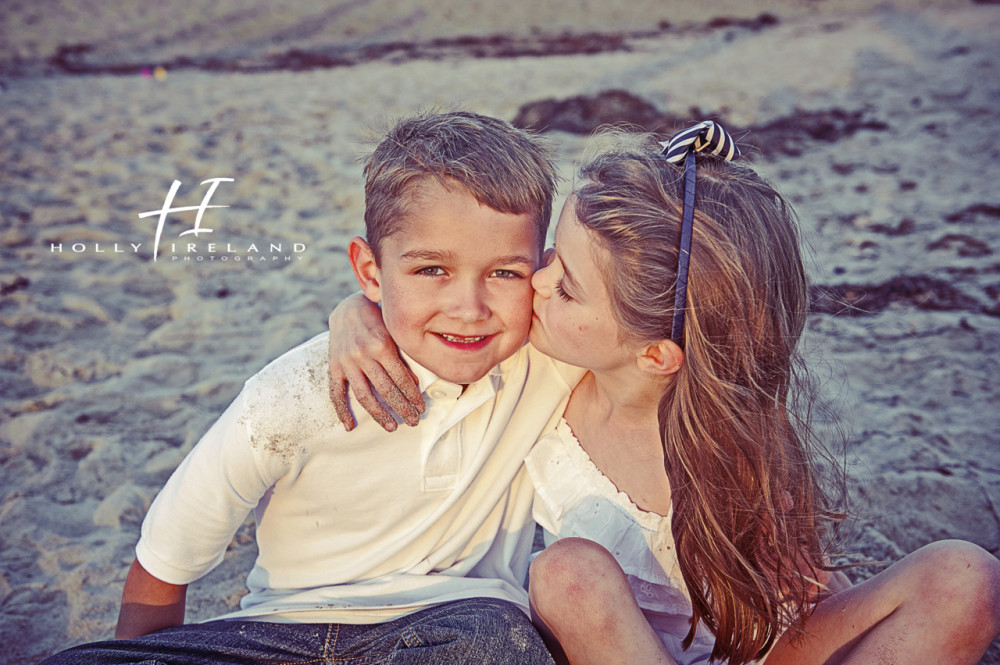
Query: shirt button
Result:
<box><xmin>428</xmin><ymin>388</ymin><xmax>446</xmax><ymax>400</ymax></box>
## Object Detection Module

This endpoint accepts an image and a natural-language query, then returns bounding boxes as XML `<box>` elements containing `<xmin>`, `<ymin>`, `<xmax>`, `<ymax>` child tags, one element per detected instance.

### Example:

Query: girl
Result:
<box><xmin>327</xmin><ymin>123</ymin><xmax>1000</xmax><ymax>664</ymax></box>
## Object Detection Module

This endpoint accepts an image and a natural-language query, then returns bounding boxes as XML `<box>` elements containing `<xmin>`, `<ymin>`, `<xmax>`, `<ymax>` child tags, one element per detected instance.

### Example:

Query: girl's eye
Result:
<box><xmin>555</xmin><ymin>279</ymin><xmax>572</xmax><ymax>301</ymax></box>
<box><xmin>492</xmin><ymin>269</ymin><xmax>524</xmax><ymax>279</ymax></box>
<box><xmin>416</xmin><ymin>266</ymin><xmax>445</xmax><ymax>276</ymax></box>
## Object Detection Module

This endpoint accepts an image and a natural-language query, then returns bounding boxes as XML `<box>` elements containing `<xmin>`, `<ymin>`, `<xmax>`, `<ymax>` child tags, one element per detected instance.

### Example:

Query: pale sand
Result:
<box><xmin>1</xmin><ymin>2</ymin><xmax>999</xmax><ymax>663</ymax></box>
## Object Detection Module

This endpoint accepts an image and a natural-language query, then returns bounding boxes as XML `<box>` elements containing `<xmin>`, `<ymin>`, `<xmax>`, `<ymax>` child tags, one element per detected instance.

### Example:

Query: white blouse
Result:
<box><xmin>524</xmin><ymin>418</ymin><xmax>721</xmax><ymax>665</ymax></box>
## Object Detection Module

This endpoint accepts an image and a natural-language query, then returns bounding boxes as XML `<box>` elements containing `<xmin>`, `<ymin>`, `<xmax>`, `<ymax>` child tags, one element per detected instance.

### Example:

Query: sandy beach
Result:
<box><xmin>2</xmin><ymin>1</ymin><xmax>999</xmax><ymax>662</ymax></box>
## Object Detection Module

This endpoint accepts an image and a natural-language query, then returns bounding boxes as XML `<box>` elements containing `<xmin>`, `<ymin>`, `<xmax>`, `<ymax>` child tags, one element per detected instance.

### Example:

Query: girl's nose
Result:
<box><xmin>531</xmin><ymin>254</ymin><xmax>556</xmax><ymax>297</ymax></box>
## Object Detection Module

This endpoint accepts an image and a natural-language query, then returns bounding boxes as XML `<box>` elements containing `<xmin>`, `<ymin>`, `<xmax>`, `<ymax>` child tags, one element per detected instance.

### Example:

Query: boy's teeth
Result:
<box><xmin>440</xmin><ymin>333</ymin><xmax>487</xmax><ymax>343</ymax></box>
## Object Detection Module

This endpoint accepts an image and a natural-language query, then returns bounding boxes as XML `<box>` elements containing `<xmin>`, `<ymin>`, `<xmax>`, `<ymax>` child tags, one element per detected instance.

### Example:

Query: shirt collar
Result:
<box><xmin>399</xmin><ymin>350</ymin><xmax>513</xmax><ymax>398</ymax></box>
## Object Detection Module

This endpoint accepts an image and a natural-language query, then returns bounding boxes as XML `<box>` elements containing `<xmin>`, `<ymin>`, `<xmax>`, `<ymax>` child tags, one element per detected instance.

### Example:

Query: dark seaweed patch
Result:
<box><xmin>31</xmin><ymin>14</ymin><xmax>780</xmax><ymax>77</ymax></box>
<box><xmin>927</xmin><ymin>234</ymin><xmax>992</xmax><ymax>257</ymax></box>
<box><xmin>809</xmin><ymin>275</ymin><xmax>987</xmax><ymax>316</ymax></box>
<box><xmin>512</xmin><ymin>90</ymin><xmax>681</xmax><ymax>134</ymax></box>
<box><xmin>1</xmin><ymin>276</ymin><xmax>30</xmax><ymax>296</ymax></box>
<box><xmin>740</xmin><ymin>109</ymin><xmax>890</xmax><ymax>158</ymax></box>
<box><xmin>511</xmin><ymin>91</ymin><xmax>888</xmax><ymax>159</ymax></box>
<box><xmin>945</xmin><ymin>203</ymin><xmax>1000</xmax><ymax>224</ymax></box>
<box><xmin>869</xmin><ymin>219</ymin><xmax>916</xmax><ymax>236</ymax></box>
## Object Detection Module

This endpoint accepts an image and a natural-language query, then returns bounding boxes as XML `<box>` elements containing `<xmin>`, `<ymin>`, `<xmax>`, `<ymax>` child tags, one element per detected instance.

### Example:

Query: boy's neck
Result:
<box><xmin>400</xmin><ymin>349</ymin><xmax>502</xmax><ymax>396</ymax></box>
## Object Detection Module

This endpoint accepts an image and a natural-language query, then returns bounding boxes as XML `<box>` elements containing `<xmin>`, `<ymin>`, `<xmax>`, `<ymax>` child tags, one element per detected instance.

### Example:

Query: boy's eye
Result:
<box><xmin>555</xmin><ymin>279</ymin><xmax>572</xmax><ymax>301</ymax></box>
<box><xmin>492</xmin><ymin>269</ymin><xmax>524</xmax><ymax>279</ymax></box>
<box><xmin>416</xmin><ymin>266</ymin><xmax>445</xmax><ymax>276</ymax></box>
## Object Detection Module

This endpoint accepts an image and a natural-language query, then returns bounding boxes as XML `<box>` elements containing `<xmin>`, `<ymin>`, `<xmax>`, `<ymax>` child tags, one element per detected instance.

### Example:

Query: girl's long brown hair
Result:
<box><xmin>574</xmin><ymin>136</ymin><xmax>844</xmax><ymax>665</ymax></box>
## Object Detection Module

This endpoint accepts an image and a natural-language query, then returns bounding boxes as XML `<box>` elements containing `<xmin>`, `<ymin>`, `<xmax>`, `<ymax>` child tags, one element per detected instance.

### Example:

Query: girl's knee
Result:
<box><xmin>913</xmin><ymin>540</ymin><xmax>1000</xmax><ymax>589</ymax></box>
<box><xmin>529</xmin><ymin>538</ymin><xmax>628</xmax><ymax>622</ymax></box>
<box><xmin>908</xmin><ymin>540</ymin><xmax>1000</xmax><ymax>635</ymax></box>
<box><xmin>530</xmin><ymin>538</ymin><xmax>620</xmax><ymax>593</ymax></box>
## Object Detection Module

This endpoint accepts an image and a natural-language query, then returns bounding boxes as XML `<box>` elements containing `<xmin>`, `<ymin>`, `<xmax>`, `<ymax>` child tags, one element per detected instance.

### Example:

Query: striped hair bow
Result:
<box><xmin>658</xmin><ymin>120</ymin><xmax>741</xmax><ymax>164</ymax></box>
<box><xmin>658</xmin><ymin>121</ymin><xmax>741</xmax><ymax>344</ymax></box>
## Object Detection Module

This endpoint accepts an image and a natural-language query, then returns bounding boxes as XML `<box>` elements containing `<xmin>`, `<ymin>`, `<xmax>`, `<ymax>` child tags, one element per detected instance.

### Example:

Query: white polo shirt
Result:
<box><xmin>136</xmin><ymin>333</ymin><xmax>580</xmax><ymax>623</ymax></box>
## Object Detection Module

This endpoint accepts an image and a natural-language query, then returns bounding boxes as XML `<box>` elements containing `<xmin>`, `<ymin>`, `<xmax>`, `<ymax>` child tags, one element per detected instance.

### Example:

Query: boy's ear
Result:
<box><xmin>635</xmin><ymin>339</ymin><xmax>684</xmax><ymax>377</ymax></box>
<box><xmin>348</xmin><ymin>237</ymin><xmax>383</xmax><ymax>303</ymax></box>
<box><xmin>541</xmin><ymin>247</ymin><xmax>555</xmax><ymax>268</ymax></box>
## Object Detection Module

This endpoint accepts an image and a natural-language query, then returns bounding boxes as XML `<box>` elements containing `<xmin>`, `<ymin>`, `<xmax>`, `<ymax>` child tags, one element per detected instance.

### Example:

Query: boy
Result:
<box><xmin>42</xmin><ymin>112</ymin><xmax>581</xmax><ymax>665</ymax></box>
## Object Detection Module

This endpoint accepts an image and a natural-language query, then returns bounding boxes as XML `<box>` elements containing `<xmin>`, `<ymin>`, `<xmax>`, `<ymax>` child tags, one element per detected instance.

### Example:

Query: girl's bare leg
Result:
<box><xmin>529</xmin><ymin>538</ymin><xmax>677</xmax><ymax>665</ymax></box>
<box><xmin>766</xmin><ymin>539</ymin><xmax>1000</xmax><ymax>665</ymax></box>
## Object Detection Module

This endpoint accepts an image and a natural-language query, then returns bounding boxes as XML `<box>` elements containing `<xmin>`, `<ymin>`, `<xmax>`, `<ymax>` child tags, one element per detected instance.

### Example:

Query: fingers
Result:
<box><xmin>329</xmin><ymin>358</ymin><xmax>403</xmax><ymax>433</ymax></box>
<box><xmin>328</xmin><ymin>356</ymin><xmax>423</xmax><ymax>432</ymax></box>
<box><xmin>325</xmin><ymin>290</ymin><xmax>424</xmax><ymax>431</ymax></box>
<box><xmin>329</xmin><ymin>374</ymin><xmax>357</xmax><ymax>432</ymax></box>
<box><xmin>380</xmin><ymin>359</ymin><xmax>425</xmax><ymax>426</ymax></box>
<box><xmin>351</xmin><ymin>358</ymin><xmax>425</xmax><ymax>428</ymax></box>
<box><xmin>828</xmin><ymin>570</ymin><xmax>853</xmax><ymax>594</ymax></box>
<box><xmin>346</xmin><ymin>364</ymin><xmax>399</xmax><ymax>432</ymax></box>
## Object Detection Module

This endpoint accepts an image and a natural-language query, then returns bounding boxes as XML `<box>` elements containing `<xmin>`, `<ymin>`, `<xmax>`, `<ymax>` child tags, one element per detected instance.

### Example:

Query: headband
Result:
<box><xmin>659</xmin><ymin>121</ymin><xmax>741</xmax><ymax>343</ymax></box>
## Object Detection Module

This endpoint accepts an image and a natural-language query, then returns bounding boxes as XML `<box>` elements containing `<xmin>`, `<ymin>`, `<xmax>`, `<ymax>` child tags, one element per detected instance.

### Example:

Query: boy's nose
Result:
<box><xmin>450</xmin><ymin>280</ymin><xmax>491</xmax><ymax>323</ymax></box>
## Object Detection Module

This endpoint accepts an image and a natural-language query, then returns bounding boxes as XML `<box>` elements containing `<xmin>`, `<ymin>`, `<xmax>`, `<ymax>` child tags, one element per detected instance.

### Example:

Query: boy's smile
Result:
<box><xmin>351</xmin><ymin>177</ymin><xmax>540</xmax><ymax>385</ymax></box>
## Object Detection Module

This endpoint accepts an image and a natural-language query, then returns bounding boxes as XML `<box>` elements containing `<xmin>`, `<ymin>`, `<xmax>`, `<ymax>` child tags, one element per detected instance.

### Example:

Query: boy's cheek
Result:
<box><xmin>508</xmin><ymin>279</ymin><xmax>534</xmax><ymax>304</ymax></box>
<box><xmin>508</xmin><ymin>284</ymin><xmax>536</xmax><ymax>332</ymax></box>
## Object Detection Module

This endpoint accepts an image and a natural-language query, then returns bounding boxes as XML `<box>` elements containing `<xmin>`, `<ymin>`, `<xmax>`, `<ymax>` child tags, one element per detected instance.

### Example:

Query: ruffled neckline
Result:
<box><xmin>553</xmin><ymin>418</ymin><xmax>672</xmax><ymax>532</ymax></box>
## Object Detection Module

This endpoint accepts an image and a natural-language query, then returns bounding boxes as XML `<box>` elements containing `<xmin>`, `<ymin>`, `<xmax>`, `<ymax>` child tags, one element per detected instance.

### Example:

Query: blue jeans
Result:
<box><xmin>41</xmin><ymin>598</ymin><xmax>554</xmax><ymax>665</ymax></box>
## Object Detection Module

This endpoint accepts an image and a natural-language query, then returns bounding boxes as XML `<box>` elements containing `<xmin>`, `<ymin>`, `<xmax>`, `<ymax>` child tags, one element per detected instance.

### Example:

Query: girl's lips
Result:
<box><xmin>531</xmin><ymin>296</ymin><xmax>544</xmax><ymax>324</ymax></box>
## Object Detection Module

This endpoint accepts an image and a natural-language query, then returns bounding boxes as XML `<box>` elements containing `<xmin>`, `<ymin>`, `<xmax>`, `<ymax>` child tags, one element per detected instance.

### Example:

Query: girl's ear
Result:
<box><xmin>348</xmin><ymin>237</ymin><xmax>383</xmax><ymax>303</ymax></box>
<box><xmin>635</xmin><ymin>339</ymin><xmax>684</xmax><ymax>377</ymax></box>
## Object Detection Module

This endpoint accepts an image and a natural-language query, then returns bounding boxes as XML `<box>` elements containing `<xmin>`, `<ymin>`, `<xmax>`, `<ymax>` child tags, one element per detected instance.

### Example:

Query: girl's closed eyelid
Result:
<box><xmin>555</xmin><ymin>279</ymin><xmax>572</xmax><ymax>301</ymax></box>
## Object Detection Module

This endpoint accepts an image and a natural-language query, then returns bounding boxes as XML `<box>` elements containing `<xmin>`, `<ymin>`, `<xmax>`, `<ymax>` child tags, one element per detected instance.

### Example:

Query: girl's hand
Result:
<box><xmin>822</xmin><ymin>569</ymin><xmax>853</xmax><ymax>595</ymax></box>
<box><xmin>327</xmin><ymin>293</ymin><xmax>424</xmax><ymax>431</ymax></box>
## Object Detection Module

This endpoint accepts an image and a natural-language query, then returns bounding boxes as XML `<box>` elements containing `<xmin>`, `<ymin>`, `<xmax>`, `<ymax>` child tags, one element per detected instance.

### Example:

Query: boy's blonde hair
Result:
<box><xmin>363</xmin><ymin>111</ymin><xmax>557</xmax><ymax>260</ymax></box>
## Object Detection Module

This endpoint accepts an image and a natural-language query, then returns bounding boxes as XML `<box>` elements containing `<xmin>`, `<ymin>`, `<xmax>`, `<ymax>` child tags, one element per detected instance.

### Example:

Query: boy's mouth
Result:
<box><xmin>437</xmin><ymin>333</ymin><xmax>489</xmax><ymax>344</ymax></box>
<box><xmin>434</xmin><ymin>332</ymin><xmax>495</xmax><ymax>351</ymax></box>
